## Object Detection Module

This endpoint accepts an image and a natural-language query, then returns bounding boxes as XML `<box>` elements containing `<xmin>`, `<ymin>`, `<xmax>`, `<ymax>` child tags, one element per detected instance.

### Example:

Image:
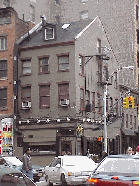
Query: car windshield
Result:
<box><xmin>3</xmin><ymin>157</ymin><xmax>23</xmax><ymax>166</ymax></box>
<box><xmin>95</xmin><ymin>157</ymin><xmax>139</xmax><ymax>174</ymax></box>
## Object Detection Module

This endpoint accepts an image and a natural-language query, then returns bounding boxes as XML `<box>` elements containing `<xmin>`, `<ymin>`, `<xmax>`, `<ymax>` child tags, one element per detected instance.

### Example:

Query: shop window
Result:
<box><xmin>39</xmin><ymin>57</ymin><xmax>49</xmax><ymax>74</ymax></box>
<box><xmin>58</xmin><ymin>83</ymin><xmax>69</xmax><ymax>106</ymax></box>
<box><xmin>0</xmin><ymin>36</ymin><xmax>7</xmax><ymax>50</ymax></box>
<box><xmin>58</xmin><ymin>55</ymin><xmax>69</xmax><ymax>71</ymax></box>
<box><xmin>22</xmin><ymin>59</ymin><xmax>31</xmax><ymax>75</ymax></box>
<box><xmin>39</xmin><ymin>85</ymin><xmax>50</xmax><ymax>108</ymax></box>
<box><xmin>0</xmin><ymin>88</ymin><xmax>7</xmax><ymax>109</ymax></box>
<box><xmin>0</xmin><ymin>60</ymin><xmax>7</xmax><ymax>79</ymax></box>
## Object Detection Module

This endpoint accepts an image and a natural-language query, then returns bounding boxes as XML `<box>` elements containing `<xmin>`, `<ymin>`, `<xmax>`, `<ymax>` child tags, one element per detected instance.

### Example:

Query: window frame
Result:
<box><xmin>79</xmin><ymin>55</ymin><xmax>84</xmax><ymax>75</ymax></box>
<box><xmin>57</xmin><ymin>53</ymin><xmax>69</xmax><ymax>72</ymax></box>
<box><xmin>21</xmin><ymin>85</ymin><xmax>31</xmax><ymax>107</ymax></box>
<box><xmin>29</xmin><ymin>4</ymin><xmax>35</xmax><ymax>22</ymax></box>
<box><xmin>0</xmin><ymin>36</ymin><xmax>7</xmax><ymax>50</ymax></box>
<box><xmin>0</xmin><ymin>60</ymin><xmax>7</xmax><ymax>80</ymax></box>
<box><xmin>136</xmin><ymin>5</ymin><xmax>139</xmax><ymax>21</ymax></box>
<box><xmin>39</xmin><ymin>83</ymin><xmax>50</xmax><ymax>108</ymax></box>
<box><xmin>92</xmin><ymin>92</ymin><xmax>95</xmax><ymax>112</ymax></box>
<box><xmin>58</xmin><ymin>82</ymin><xmax>70</xmax><ymax>106</ymax></box>
<box><xmin>45</xmin><ymin>28</ymin><xmax>55</xmax><ymax>40</ymax></box>
<box><xmin>0</xmin><ymin>87</ymin><xmax>7</xmax><ymax>110</ymax></box>
<box><xmin>80</xmin><ymin>88</ymin><xmax>84</xmax><ymax>111</ymax></box>
<box><xmin>38</xmin><ymin>55</ymin><xmax>50</xmax><ymax>74</ymax></box>
<box><xmin>21</xmin><ymin>58</ymin><xmax>32</xmax><ymax>76</ymax></box>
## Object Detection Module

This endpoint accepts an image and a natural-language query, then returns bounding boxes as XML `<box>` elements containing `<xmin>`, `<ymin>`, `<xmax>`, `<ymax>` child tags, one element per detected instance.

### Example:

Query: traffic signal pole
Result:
<box><xmin>103</xmin><ymin>84</ymin><xmax>107</xmax><ymax>153</ymax></box>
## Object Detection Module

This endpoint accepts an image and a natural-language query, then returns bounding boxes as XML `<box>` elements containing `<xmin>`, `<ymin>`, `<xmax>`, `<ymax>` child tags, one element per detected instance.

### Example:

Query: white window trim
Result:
<box><xmin>45</xmin><ymin>28</ymin><xmax>54</xmax><ymax>40</ymax></box>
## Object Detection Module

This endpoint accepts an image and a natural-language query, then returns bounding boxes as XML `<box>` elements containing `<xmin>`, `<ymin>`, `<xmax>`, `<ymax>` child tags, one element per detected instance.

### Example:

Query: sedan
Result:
<box><xmin>44</xmin><ymin>155</ymin><xmax>98</xmax><ymax>186</ymax></box>
<box><xmin>1</xmin><ymin>156</ymin><xmax>44</xmax><ymax>182</ymax></box>
<box><xmin>86</xmin><ymin>155</ymin><xmax>139</xmax><ymax>186</ymax></box>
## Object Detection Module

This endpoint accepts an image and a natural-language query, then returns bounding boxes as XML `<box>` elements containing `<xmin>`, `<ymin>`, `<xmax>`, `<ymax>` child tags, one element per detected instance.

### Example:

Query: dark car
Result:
<box><xmin>0</xmin><ymin>155</ymin><xmax>43</xmax><ymax>182</ymax></box>
<box><xmin>86</xmin><ymin>155</ymin><xmax>139</xmax><ymax>186</ymax></box>
<box><xmin>0</xmin><ymin>158</ymin><xmax>37</xmax><ymax>186</ymax></box>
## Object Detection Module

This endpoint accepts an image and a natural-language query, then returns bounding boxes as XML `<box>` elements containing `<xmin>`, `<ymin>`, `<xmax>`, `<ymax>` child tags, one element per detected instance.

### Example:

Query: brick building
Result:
<box><xmin>0</xmin><ymin>6</ymin><xmax>34</xmax><ymax>154</ymax></box>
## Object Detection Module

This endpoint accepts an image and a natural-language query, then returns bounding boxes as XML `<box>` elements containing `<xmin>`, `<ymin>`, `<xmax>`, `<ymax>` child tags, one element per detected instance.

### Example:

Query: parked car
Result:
<box><xmin>1</xmin><ymin>155</ymin><xmax>43</xmax><ymax>182</ymax></box>
<box><xmin>86</xmin><ymin>155</ymin><xmax>139</xmax><ymax>186</ymax></box>
<box><xmin>0</xmin><ymin>157</ymin><xmax>37</xmax><ymax>186</ymax></box>
<box><xmin>44</xmin><ymin>155</ymin><xmax>98</xmax><ymax>186</ymax></box>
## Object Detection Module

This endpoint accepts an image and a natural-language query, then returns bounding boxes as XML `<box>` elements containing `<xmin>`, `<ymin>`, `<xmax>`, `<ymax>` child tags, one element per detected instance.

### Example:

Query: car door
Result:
<box><xmin>48</xmin><ymin>158</ymin><xmax>61</xmax><ymax>183</ymax></box>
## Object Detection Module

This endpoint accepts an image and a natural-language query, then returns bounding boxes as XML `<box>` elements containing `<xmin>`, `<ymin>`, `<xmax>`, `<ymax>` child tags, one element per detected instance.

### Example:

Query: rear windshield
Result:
<box><xmin>3</xmin><ymin>157</ymin><xmax>23</xmax><ymax>166</ymax></box>
<box><xmin>96</xmin><ymin>157</ymin><xmax>139</xmax><ymax>174</ymax></box>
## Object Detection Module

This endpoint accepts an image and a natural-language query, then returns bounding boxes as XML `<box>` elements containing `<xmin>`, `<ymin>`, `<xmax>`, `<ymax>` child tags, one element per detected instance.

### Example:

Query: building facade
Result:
<box><xmin>13</xmin><ymin>17</ymin><xmax>138</xmax><ymax>166</ymax></box>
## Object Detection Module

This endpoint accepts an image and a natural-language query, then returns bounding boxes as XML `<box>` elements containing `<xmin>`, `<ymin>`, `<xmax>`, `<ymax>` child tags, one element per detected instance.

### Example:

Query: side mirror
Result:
<box><xmin>56</xmin><ymin>164</ymin><xmax>61</xmax><ymax>168</ymax></box>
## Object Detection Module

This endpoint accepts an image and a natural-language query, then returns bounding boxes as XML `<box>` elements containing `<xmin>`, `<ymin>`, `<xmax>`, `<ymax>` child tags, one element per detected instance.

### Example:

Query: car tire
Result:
<box><xmin>45</xmin><ymin>175</ymin><xmax>53</xmax><ymax>186</ymax></box>
<box><xmin>61</xmin><ymin>174</ymin><xmax>67</xmax><ymax>186</ymax></box>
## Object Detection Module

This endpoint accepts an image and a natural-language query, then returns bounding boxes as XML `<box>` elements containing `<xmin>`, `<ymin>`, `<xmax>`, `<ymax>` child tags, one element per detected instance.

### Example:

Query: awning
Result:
<box><xmin>121</xmin><ymin>128</ymin><xmax>136</xmax><ymax>136</ymax></box>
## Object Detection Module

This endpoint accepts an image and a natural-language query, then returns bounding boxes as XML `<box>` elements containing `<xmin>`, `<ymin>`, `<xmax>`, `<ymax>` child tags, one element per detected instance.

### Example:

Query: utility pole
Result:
<box><xmin>103</xmin><ymin>84</ymin><xmax>107</xmax><ymax>153</ymax></box>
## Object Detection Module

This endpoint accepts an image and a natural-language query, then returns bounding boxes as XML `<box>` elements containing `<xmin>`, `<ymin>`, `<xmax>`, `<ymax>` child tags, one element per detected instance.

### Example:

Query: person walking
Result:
<box><xmin>22</xmin><ymin>148</ymin><xmax>33</xmax><ymax>180</ymax></box>
<box><xmin>135</xmin><ymin>146</ymin><xmax>139</xmax><ymax>155</ymax></box>
<box><xmin>126</xmin><ymin>147</ymin><xmax>133</xmax><ymax>155</ymax></box>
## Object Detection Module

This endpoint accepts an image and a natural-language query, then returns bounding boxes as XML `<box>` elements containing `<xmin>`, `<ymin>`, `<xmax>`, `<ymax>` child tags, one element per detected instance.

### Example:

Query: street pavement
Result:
<box><xmin>35</xmin><ymin>176</ymin><xmax>47</xmax><ymax>186</ymax></box>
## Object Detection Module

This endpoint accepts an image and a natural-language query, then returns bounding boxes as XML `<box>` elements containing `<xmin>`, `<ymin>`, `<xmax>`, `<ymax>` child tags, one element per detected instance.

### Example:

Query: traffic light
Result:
<box><xmin>123</xmin><ymin>97</ymin><xmax>129</xmax><ymax>108</ymax></box>
<box><xmin>128</xmin><ymin>96</ymin><xmax>134</xmax><ymax>108</ymax></box>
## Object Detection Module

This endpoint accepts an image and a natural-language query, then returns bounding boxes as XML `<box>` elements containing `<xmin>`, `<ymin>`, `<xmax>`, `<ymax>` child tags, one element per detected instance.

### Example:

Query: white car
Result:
<box><xmin>44</xmin><ymin>155</ymin><xmax>98</xmax><ymax>186</ymax></box>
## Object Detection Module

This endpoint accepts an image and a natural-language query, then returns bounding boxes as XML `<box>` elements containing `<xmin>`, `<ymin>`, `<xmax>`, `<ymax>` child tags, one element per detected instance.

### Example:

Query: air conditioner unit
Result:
<box><xmin>22</xmin><ymin>101</ymin><xmax>31</xmax><ymax>108</ymax></box>
<box><xmin>60</xmin><ymin>99</ymin><xmax>69</xmax><ymax>106</ymax></box>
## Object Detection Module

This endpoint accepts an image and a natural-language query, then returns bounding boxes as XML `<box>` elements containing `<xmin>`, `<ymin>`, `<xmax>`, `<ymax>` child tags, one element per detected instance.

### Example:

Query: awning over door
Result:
<box><xmin>121</xmin><ymin>128</ymin><xmax>136</xmax><ymax>136</ymax></box>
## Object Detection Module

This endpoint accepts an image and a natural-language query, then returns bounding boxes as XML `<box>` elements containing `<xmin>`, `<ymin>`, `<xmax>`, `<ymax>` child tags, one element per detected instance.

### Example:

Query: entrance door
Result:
<box><xmin>61</xmin><ymin>141</ymin><xmax>72</xmax><ymax>155</ymax></box>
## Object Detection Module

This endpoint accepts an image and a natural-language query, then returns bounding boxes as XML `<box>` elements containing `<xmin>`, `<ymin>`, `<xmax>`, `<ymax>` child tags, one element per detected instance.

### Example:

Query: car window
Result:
<box><xmin>96</xmin><ymin>158</ymin><xmax>139</xmax><ymax>174</ymax></box>
<box><xmin>49</xmin><ymin>158</ymin><xmax>61</xmax><ymax>167</ymax></box>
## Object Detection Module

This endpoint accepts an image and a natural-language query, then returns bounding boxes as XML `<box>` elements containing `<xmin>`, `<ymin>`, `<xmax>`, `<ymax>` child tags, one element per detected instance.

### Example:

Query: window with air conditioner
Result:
<box><xmin>21</xmin><ymin>86</ymin><xmax>31</xmax><ymax>108</ymax></box>
<box><xmin>58</xmin><ymin>83</ymin><xmax>69</xmax><ymax>106</ymax></box>
<box><xmin>22</xmin><ymin>101</ymin><xmax>31</xmax><ymax>108</ymax></box>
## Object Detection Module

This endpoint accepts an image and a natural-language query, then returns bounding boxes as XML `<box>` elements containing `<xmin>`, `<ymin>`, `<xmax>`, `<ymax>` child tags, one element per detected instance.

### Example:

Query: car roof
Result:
<box><xmin>107</xmin><ymin>154</ymin><xmax>139</xmax><ymax>159</ymax></box>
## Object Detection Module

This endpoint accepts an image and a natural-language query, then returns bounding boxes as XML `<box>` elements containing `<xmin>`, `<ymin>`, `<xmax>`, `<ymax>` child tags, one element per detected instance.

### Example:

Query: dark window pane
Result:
<box><xmin>1</xmin><ymin>38</ymin><xmax>4</xmax><ymax>49</ymax></box>
<box><xmin>59</xmin><ymin>64</ymin><xmax>69</xmax><ymax>70</ymax></box>
<box><xmin>0</xmin><ymin>89</ymin><xmax>7</xmax><ymax>99</ymax></box>
<box><xmin>59</xmin><ymin>84</ymin><xmax>69</xmax><ymax>94</ymax></box>
<box><xmin>5</xmin><ymin>37</ymin><xmax>7</xmax><ymax>49</ymax></box>
<box><xmin>40</xmin><ymin>86</ymin><xmax>50</xmax><ymax>96</ymax></box>
<box><xmin>40</xmin><ymin>96</ymin><xmax>50</xmax><ymax>107</ymax></box>
<box><xmin>0</xmin><ymin>99</ymin><xmax>7</xmax><ymax>107</ymax></box>
<box><xmin>22</xmin><ymin>87</ymin><xmax>31</xmax><ymax>98</ymax></box>
<box><xmin>42</xmin><ymin>65</ymin><xmax>49</xmax><ymax>72</ymax></box>
<box><xmin>45</xmin><ymin>28</ymin><xmax>54</xmax><ymax>39</ymax></box>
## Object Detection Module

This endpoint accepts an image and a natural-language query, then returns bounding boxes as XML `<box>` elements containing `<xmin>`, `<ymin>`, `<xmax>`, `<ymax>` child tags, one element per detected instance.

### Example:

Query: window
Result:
<box><xmin>39</xmin><ymin>57</ymin><xmax>49</xmax><ymax>74</ymax></box>
<box><xmin>29</xmin><ymin>4</ymin><xmax>35</xmax><ymax>22</ymax></box>
<box><xmin>22</xmin><ymin>59</ymin><xmax>31</xmax><ymax>75</ymax></box>
<box><xmin>58</xmin><ymin>83</ymin><xmax>69</xmax><ymax>105</ymax></box>
<box><xmin>0</xmin><ymin>88</ymin><xmax>7</xmax><ymax>109</ymax></box>
<box><xmin>97</xmin><ymin>39</ymin><xmax>101</xmax><ymax>53</ymax></box>
<box><xmin>114</xmin><ymin>72</ymin><xmax>117</xmax><ymax>88</ymax></box>
<box><xmin>86</xmin><ymin>90</ymin><xmax>90</xmax><ymax>105</ymax></box>
<box><xmin>130</xmin><ymin>115</ymin><xmax>132</xmax><ymax>126</ymax></box>
<box><xmin>136</xmin><ymin>5</ymin><xmax>139</xmax><ymax>21</ymax></box>
<box><xmin>80</xmin><ymin>88</ymin><xmax>84</xmax><ymax>110</ymax></box>
<box><xmin>115</xmin><ymin>99</ymin><xmax>118</xmax><ymax>116</ymax></box>
<box><xmin>92</xmin><ymin>92</ymin><xmax>95</xmax><ymax>112</ymax></box>
<box><xmin>21</xmin><ymin>86</ymin><xmax>31</xmax><ymax>104</ymax></box>
<box><xmin>97</xmin><ymin>93</ymin><xmax>101</xmax><ymax>113</ymax></box>
<box><xmin>98</xmin><ymin>61</ymin><xmax>102</xmax><ymax>82</ymax></box>
<box><xmin>134</xmin><ymin>116</ymin><xmax>136</xmax><ymax>129</ymax></box>
<box><xmin>137</xmin><ymin>29</ymin><xmax>139</xmax><ymax>44</ymax></box>
<box><xmin>0</xmin><ymin>60</ymin><xmax>7</xmax><ymax>79</ymax></box>
<box><xmin>79</xmin><ymin>55</ymin><xmax>84</xmax><ymax>74</ymax></box>
<box><xmin>0</xmin><ymin>36</ymin><xmax>7</xmax><ymax>50</ymax></box>
<box><xmin>80</xmin><ymin>10</ymin><xmax>88</xmax><ymax>20</ymax></box>
<box><xmin>39</xmin><ymin>85</ymin><xmax>50</xmax><ymax>108</ymax></box>
<box><xmin>126</xmin><ymin>114</ymin><xmax>128</xmax><ymax>128</ymax></box>
<box><xmin>104</xmin><ymin>65</ymin><xmax>109</xmax><ymax>81</ymax></box>
<box><xmin>122</xmin><ymin>113</ymin><xmax>124</xmax><ymax>127</ymax></box>
<box><xmin>58</xmin><ymin>55</ymin><xmax>69</xmax><ymax>71</ymax></box>
<box><xmin>45</xmin><ymin>28</ymin><xmax>54</xmax><ymax>40</ymax></box>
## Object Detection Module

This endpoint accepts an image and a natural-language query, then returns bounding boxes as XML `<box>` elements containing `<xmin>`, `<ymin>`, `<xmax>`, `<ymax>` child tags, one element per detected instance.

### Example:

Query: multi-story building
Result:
<box><xmin>1</xmin><ymin>0</ymin><xmax>49</xmax><ymax>24</ymax></box>
<box><xmin>0</xmin><ymin>5</ymin><xmax>35</xmax><ymax>154</ymax></box>
<box><xmin>45</xmin><ymin>0</ymin><xmax>139</xmax><ymax>153</ymax></box>
<box><xmin>13</xmin><ymin>16</ymin><xmax>138</xmax><ymax>166</ymax></box>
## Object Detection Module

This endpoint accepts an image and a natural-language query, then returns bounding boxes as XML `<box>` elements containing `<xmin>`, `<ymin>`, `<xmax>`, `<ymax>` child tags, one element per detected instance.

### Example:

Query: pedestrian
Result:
<box><xmin>135</xmin><ymin>146</ymin><xmax>139</xmax><ymax>155</ymax></box>
<box><xmin>126</xmin><ymin>147</ymin><xmax>133</xmax><ymax>155</ymax></box>
<box><xmin>22</xmin><ymin>148</ymin><xmax>33</xmax><ymax>180</ymax></box>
